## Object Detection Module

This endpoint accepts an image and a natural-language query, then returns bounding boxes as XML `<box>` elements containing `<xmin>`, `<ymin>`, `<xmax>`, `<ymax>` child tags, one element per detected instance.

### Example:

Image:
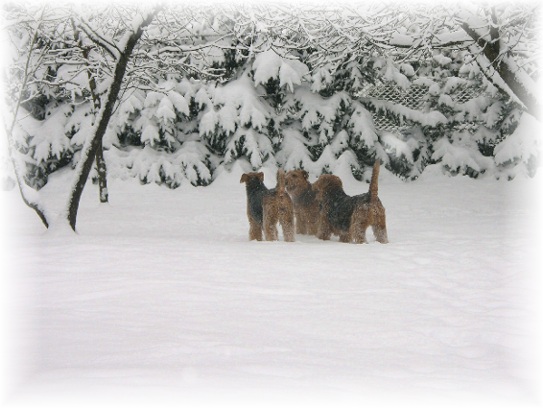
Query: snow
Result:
<box><xmin>1</xmin><ymin>4</ymin><xmax>542</xmax><ymax>405</ymax></box>
<box><xmin>155</xmin><ymin>96</ymin><xmax>176</xmax><ymax>122</ymax></box>
<box><xmin>253</xmin><ymin>50</ymin><xmax>284</xmax><ymax>87</ymax></box>
<box><xmin>494</xmin><ymin>113</ymin><xmax>541</xmax><ymax>177</ymax></box>
<box><xmin>140</xmin><ymin>122</ymin><xmax>161</xmax><ymax>146</ymax></box>
<box><xmin>198</xmin><ymin>108</ymin><xmax>218</xmax><ymax>136</ymax></box>
<box><xmin>369</xmin><ymin>100</ymin><xmax>447</xmax><ymax>128</ymax></box>
<box><xmin>433</xmin><ymin>54</ymin><xmax>453</xmax><ymax>67</ymax></box>
<box><xmin>382</xmin><ymin>59</ymin><xmax>411</xmax><ymax>89</ymax></box>
<box><xmin>279</xmin><ymin>128</ymin><xmax>315</xmax><ymax>173</ymax></box>
<box><xmin>381</xmin><ymin>132</ymin><xmax>414</xmax><ymax>164</ymax></box>
<box><xmin>443</xmin><ymin>77</ymin><xmax>468</xmax><ymax>94</ymax></box>
<box><xmin>432</xmin><ymin>135</ymin><xmax>495</xmax><ymax>176</ymax></box>
<box><xmin>389</xmin><ymin>32</ymin><xmax>413</xmax><ymax>48</ymax></box>
<box><xmin>28</xmin><ymin>107</ymin><xmax>72</xmax><ymax>164</ymax></box>
<box><xmin>203</xmin><ymin>74</ymin><xmax>270</xmax><ymax>135</ymax></box>
<box><xmin>1</xmin><ymin>164</ymin><xmax>542</xmax><ymax>408</ymax></box>
<box><xmin>436</xmin><ymin>29</ymin><xmax>471</xmax><ymax>46</ymax></box>
<box><xmin>253</xmin><ymin>50</ymin><xmax>309</xmax><ymax>92</ymax></box>
<box><xmin>105</xmin><ymin>144</ymin><xmax>212</xmax><ymax>188</ymax></box>
<box><xmin>348</xmin><ymin>102</ymin><xmax>378</xmax><ymax>147</ymax></box>
<box><xmin>294</xmin><ymin>89</ymin><xmax>348</xmax><ymax>134</ymax></box>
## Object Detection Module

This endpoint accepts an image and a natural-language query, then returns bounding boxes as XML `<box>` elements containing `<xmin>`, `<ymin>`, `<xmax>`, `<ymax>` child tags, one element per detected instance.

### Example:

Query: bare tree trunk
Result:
<box><xmin>87</xmin><ymin>54</ymin><xmax>109</xmax><ymax>204</ymax></box>
<box><xmin>5</xmin><ymin>9</ymin><xmax>50</xmax><ymax>229</ymax></box>
<box><xmin>72</xmin><ymin>19</ymin><xmax>109</xmax><ymax>204</ymax></box>
<box><xmin>458</xmin><ymin>10</ymin><xmax>541</xmax><ymax>120</ymax></box>
<box><xmin>95</xmin><ymin>138</ymin><xmax>108</xmax><ymax>203</ymax></box>
<box><xmin>7</xmin><ymin>161</ymin><xmax>49</xmax><ymax>229</ymax></box>
<box><xmin>67</xmin><ymin>9</ymin><xmax>158</xmax><ymax>231</ymax></box>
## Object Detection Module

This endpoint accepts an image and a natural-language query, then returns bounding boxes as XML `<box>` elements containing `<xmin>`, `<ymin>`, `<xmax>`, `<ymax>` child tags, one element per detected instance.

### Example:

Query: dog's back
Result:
<box><xmin>330</xmin><ymin>192</ymin><xmax>371</xmax><ymax>232</ymax></box>
<box><xmin>313</xmin><ymin>161</ymin><xmax>388</xmax><ymax>243</ymax></box>
<box><xmin>314</xmin><ymin>175</ymin><xmax>352</xmax><ymax>232</ymax></box>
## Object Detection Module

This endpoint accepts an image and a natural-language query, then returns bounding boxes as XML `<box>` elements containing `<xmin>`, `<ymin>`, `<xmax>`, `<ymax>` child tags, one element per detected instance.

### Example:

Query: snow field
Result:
<box><xmin>1</xmin><ymin>165</ymin><xmax>542</xmax><ymax>407</ymax></box>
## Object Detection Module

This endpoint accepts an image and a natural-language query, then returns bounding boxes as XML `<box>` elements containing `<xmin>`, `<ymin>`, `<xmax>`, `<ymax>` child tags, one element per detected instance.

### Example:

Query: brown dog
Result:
<box><xmin>240</xmin><ymin>169</ymin><xmax>295</xmax><ymax>242</ymax></box>
<box><xmin>285</xmin><ymin>170</ymin><xmax>319</xmax><ymax>235</ymax></box>
<box><xmin>312</xmin><ymin>161</ymin><xmax>388</xmax><ymax>244</ymax></box>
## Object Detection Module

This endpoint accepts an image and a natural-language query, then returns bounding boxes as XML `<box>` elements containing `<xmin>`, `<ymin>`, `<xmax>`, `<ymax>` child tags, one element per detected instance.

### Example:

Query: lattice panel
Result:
<box><xmin>373</xmin><ymin>114</ymin><xmax>404</xmax><ymax>131</ymax></box>
<box><xmin>451</xmin><ymin>87</ymin><xmax>482</xmax><ymax>104</ymax></box>
<box><xmin>368</xmin><ymin>83</ymin><xmax>428</xmax><ymax>111</ymax></box>
<box><xmin>361</xmin><ymin>81</ymin><xmax>483</xmax><ymax>131</ymax></box>
<box><xmin>402</xmin><ymin>85</ymin><xmax>428</xmax><ymax>110</ymax></box>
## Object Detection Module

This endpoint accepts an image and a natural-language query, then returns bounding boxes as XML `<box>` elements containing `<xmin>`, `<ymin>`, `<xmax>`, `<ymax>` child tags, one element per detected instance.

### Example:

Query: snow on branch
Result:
<box><xmin>454</xmin><ymin>6</ymin><xmax>540</xmax><ymax>116</ymax></box>
<box><xmin>73</xmin><ymin>16</ymin><xmax>120</xmax><ymax>59</ymax></box>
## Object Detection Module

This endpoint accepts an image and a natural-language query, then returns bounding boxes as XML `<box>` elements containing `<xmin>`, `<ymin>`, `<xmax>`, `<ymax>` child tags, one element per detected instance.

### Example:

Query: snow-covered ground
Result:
<box><xmin>1</xmin><ymin>165</ymin><xmax>542</xmax><ymax>408</ymax></box>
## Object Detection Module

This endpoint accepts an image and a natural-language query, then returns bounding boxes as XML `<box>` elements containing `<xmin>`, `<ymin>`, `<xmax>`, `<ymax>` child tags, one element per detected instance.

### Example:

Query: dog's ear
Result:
<box><xmin>332</xmin><ymin>175</ymin><xmax>343</xmax><ymax>189</ymax></box>
<box><xmin>257</xmin><ymin>172</ymin><xmax>264</xmax><ymax>182</ymax></box>
<box><xmin>240</xmin><ymin>174</ymin><xmax>248</xmax><ymax>184</ymax></box>
<box><xmin>302</xmin><ymin>170</ymin><xmax>309</xmax><ymax>180</ymax></box>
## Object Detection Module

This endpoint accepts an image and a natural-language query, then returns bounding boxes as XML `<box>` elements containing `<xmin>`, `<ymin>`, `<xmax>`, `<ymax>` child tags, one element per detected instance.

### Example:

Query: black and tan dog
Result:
<box><xmin>312</xmin><ymin>161</ymin><xmax>388</xmax><ymax>244</ymax></box>
<box><xmin>284</xmin><ymin>169</ymin><xmax>319</xmax><ymax>235</ymax></box>
<box><xmin>240</xmin><ymin>169</ymin><xmax>295</xmax><ymax>242</ymax></box>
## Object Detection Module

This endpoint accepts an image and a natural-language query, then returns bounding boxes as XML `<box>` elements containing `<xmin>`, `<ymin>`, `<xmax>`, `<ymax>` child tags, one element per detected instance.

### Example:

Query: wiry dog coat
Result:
<box><xmin>313</xmin><ymin>161</ymin><xmax>388</xmax><ymax>244</ymax></box>
<box><xmin>240</xmin><ymin>170</ymin><xmax>295</xmax><ymax>242</ymax></box>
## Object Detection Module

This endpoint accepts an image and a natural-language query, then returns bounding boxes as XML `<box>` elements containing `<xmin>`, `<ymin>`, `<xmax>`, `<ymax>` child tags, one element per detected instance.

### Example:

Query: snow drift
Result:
<box><xmin>1</xmin><ymin>164</ymin><xmax>541</xmax><ymax>408</ymax></box>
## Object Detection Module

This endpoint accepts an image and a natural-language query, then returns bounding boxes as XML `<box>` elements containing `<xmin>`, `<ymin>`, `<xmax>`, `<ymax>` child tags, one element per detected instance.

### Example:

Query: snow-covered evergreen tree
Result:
<box><xmin>3</xmin><ymin>0</ymin><xmax>540</xmax><ymax>217</ymax></box>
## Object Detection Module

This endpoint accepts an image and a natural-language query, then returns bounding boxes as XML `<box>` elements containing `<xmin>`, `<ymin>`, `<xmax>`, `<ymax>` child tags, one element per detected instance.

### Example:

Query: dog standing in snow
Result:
<box><xmin>312</xmin><ymin>161</ymin><xmax>388</xmax><ymax>244</ymax></box>
<box><xmin>284</xmin><ymin>169</ymin><xmax>320</xmax><ymax>236</ymax></box>
<box><xmin>240</xmin><ymin>169</ymin><xmax>295</xmax><ymax>242</ymax></box>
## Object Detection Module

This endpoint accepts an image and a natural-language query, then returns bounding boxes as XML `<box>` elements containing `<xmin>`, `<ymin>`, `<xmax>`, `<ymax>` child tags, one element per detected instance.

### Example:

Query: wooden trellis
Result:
<box><xmin>361</xmin><ymin>82</ymin><xmax>483</xmax><ymax>131</ymax></box>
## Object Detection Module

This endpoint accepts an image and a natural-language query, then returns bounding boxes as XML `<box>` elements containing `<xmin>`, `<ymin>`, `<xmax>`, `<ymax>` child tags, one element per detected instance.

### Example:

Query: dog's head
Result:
<box><xmin>240</xmin><ymin>172</ymin><xmax>264</xmax><ymax>185</ymax></box>
<box><xmin>285</xmin><ymin>170</ymin><xmax>310</xmax><ymax>196</ymax></box>
<box><xmin>312</xmin><ymin>174</ymin><xmax>344</xmax><ymax>203</ymax></box>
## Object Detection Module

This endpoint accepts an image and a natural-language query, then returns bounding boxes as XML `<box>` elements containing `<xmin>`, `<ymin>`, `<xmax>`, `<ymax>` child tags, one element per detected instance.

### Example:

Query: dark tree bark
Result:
<box><xmin>67</xmin><ymin>10</ymin><xmax>159</xmax><ymax>231</ymax></box>
<box><xmin>86</xmin><ymin>51</ymin><xmax>109</xmax><ymax>204</ymax></box>
<box><xmin>72</xmin><ymin>19</ymin><xmax>109</xmax><ymax>204</ymax></box>
<box><xmin>95</xmin><ymin>138</ymin><xmax>109</xmax><ymax>203</ymax></box>
<box><xmin>458</xmin><ymin>10</ymin><xmax>541</xmax><ymax>120</ymax></box>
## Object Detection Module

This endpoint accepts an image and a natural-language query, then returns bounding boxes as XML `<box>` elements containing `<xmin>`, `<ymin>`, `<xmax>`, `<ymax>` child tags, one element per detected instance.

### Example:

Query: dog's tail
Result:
<box><xmin>369</xmin><ymin>160</ymin><xmax>380</xmax><ymax>201</ymax></box>
<box><xmin>276</xmin><ymin>169</ymin><xmax>287</xmax><ymax>196</ymax></box>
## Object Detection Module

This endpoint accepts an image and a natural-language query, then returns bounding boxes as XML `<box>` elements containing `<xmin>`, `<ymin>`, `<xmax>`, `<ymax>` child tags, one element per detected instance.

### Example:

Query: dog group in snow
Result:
<box><xmin>240</xmin><ymin>161</ymin><xmax>388</xmax><ymax>244</ymax></box>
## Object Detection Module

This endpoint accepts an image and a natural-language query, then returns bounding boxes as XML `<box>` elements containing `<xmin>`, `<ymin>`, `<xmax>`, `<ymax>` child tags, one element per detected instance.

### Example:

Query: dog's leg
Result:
<box><xmin>352</xmin><ymin>229</ymin><xmax>368</xmax><ymax>244</ymax></box>
<box><xmin>316</xmin><ymin>214</ymin><xmax>333</xmax><ymax>241</ymax></box>
<box><xmin>295</xmin><ymin>210</ymin><xmax>306</xmax><ymax>235</ymax></box>
<box><xmin>372</xmin><ymin>214</ymin><xmax>389</xmax><ymax>244</ymax></box>
<box><xmin>264</xmin><ymin>220</ymin><xmax>278</xmax><ymax>241</ymax></box>
<box><xmin>249</xmin><ymin>217</ymin><xmax>263</xmax><ymax>241</ymax></box>
<box><xmin>305</xmin><ymin>200</ymin><xmax>320</xmax><ymax>236</ymax></box>
<box><xmin>308</xmin><ymin>214</ymin><xmax>319</xmax><ymax>236</ymax></box>
<box><xmin>263</xmin><ymin>205</ymin><xmax>279</xmax><ymax>241</ymax></box>
<box><xmin>350</xmin><ymin>211</ymin><xmax>369</xmax><ymax>244</ymax></box>
<box><xmin>283</xmin><ymin>225</ymin><xmax>295</xmax><ymax>242</ymax></box>
<box><xmin>373</xmin><ymin>226</ymin><xmax>388</xmax><ymax>243</ymax></box>
<box><xmin>266</xmin><ymin>225</ymin><xmax>278</xmax><ymax>241</ymax></box>
<box><xmin>279</xmin><ymin>202</ymin><xmax>295</xmax><ymax>242</ymax></box>
<box><xmin>372</xmin><ymin>206</ymin><xmax>388</xmax><ymax>244</ymax></box>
